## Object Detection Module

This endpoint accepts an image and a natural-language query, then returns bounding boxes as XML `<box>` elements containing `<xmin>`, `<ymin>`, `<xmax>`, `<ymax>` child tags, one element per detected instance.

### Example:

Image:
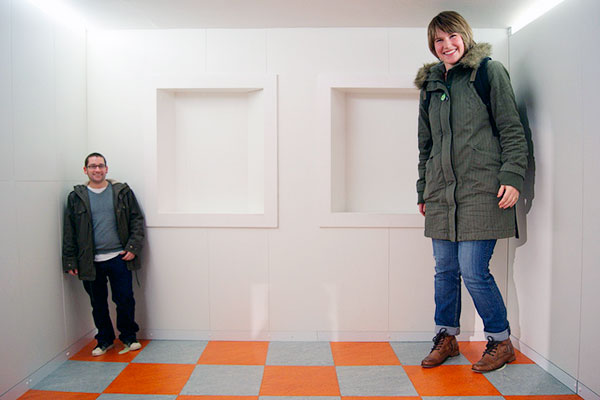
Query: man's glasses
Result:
<box><xmin>86</xmin><ymin>164</ymin><xmax>106</xmax><ymax>170</ymax></box>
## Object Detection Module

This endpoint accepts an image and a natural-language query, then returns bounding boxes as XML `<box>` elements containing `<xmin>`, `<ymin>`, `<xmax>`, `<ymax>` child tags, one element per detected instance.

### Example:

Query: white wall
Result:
<box><xmin>4</xmin><ymin>2</ymin><xmax>599</xmax><ymax>398</ymax></box>
<box><xmin>579</xmin><ymin>0</ymin><xmax>600</xmax><ymax>395</ymax></box>
<box><xmin>86</xmin><ymin>26</ymin><xmax>510</xmax><ymax>342</ymax></box>
<box><xmin>508</xmin><ymin>0</ymin><xmax>600</xmax><ymax>395</ymax></box>
<box><xmin>0</xmin><ymin>0</ymin><xmax>90</xmax><ymax>397</ymax></box>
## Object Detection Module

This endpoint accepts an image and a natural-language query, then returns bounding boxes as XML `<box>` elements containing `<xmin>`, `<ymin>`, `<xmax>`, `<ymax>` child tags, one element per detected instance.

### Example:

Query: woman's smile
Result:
<box><xmin>434</xmin><ymin>29</ymin><xmax>465</xmax><ymax>70</ymax></box>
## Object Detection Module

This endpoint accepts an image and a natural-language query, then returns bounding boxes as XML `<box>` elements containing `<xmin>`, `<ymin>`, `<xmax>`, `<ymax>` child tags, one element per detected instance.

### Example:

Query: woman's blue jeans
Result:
<box><xmin>432</xmin><ymin>239</ymin><xmax>510</xmax><ymax>341</ymax></box>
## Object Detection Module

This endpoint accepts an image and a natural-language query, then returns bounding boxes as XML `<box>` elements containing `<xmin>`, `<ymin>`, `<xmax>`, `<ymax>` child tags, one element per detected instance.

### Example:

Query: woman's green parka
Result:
<box><xmin>415</xmin><ymin>43</ymin><xmax>528</xmax><ymax>241</ymax></box>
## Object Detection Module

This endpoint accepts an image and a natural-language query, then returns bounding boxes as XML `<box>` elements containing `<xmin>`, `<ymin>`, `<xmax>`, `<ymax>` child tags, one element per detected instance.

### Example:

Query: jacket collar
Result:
<box><xmin>414</xmin><ymin>42</ymin><xmax>492</xmax><ymax>89</ymax></box>
<box><xmin>74</xmin><ymin>179</ymin><xmax>125</xmax><ymax>197</ymax></box>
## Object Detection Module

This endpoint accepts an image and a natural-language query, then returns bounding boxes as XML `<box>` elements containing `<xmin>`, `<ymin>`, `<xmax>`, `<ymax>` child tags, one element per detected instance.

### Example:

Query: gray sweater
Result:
<box><xmin>88</xmin><ymin>183</ymin><xmax>123</xmax><ymax>255</ymax></box>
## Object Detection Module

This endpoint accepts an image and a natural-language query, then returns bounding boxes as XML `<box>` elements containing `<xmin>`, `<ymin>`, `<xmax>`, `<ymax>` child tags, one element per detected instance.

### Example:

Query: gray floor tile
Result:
<box><xmin>266</xmin><ymin>342</ymin><xmax>334</xmax><ymax>365</ymax></box>
<box><xmin>33</xmin><ymin>360</ymin><xmax>127</xmax><ymax>393</ymax></box>
<box><xmin>97</xmin><ymin>395</ymin><xmax>177</xmax><ymax>400</ymax></box>
<box><xmin>260</xmin><ymin>398</ymin><xmax>341</xmax><ymax>400</ymax></box>
<box><xmin>390</xmin><ymin>341</ymin><xmax>471</xmax><ymax>365</ymax></box>
<box><xmin>483</xmin><ymin>364</ymin><xmax>575</xmax><ymax>395</ymax></box>
<box><xmin>422</xmin><ymin>397</ymin><xmax>505</xmax><ymax>400</ymax></box>
<box><xmin>132</xmin><ymin>340</ymin><xmax>207</xmax><ymax>364</ymax></box>
<box><xmin>181</xmin><ymin>364</ymin><xmax>264</xmax><ymax>395</ymax></box>
<box><xmin>336</xmin><ymin>366</ymin><xmax>418</xmax><ymax>396</ymax></box>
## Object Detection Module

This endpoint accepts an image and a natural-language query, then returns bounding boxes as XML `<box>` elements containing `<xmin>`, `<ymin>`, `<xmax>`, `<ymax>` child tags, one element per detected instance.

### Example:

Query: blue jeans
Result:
<box><xmin>432</xmin><ymin>239</ymin><xmax>509</xmax><ymax>341</ymax></box>
<box><xmin>83</xmin><ymin>255</ymin><xmax>139</xmax><ymax>345</ymax></box>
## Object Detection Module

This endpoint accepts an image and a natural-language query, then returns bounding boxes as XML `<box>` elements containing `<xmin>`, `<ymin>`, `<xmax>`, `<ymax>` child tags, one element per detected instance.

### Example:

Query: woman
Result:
<box><xmin>414</xmin><ymin>11</ymin><xmax>528</xmax><ymax>372</ymax></box>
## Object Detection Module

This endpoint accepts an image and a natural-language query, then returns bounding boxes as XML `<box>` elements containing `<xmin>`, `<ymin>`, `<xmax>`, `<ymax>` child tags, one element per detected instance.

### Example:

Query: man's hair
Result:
<box><xmin>427</xmin><ymin>11</ymin><xmax>475</xmax><ymax>59</ymax></box>
<box><xmin>84</xmin><ymin>152</ymin><xmax>107</xmax><ymax>167</ymax></box>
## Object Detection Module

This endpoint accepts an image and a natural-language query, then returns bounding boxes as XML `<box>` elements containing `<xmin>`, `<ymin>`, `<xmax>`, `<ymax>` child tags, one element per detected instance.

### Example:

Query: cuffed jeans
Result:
<box><xmin>432</xmin><ymin>239</ymin><xmax>510</xmax><ymax>341</ymax></box>
<box><xmin>83</xmin><ymin>255</ymin><xmax>139</xmax><ymax>345</ymax></box>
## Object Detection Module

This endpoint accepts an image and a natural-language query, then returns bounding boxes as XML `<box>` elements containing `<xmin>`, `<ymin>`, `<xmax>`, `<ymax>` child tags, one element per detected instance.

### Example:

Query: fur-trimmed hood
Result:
<box><xmin>414</xmin><ymin>42</ymin><xmax>492</xmax><ymax>89</ymax></box>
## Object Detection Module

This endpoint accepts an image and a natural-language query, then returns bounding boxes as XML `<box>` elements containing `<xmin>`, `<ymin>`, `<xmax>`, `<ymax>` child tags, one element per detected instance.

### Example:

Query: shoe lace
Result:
<box><xmin>430</xmin><ymin>328</ymin><xmax>448</xmax><ymax>351</ymax></box>
<box><xmin>482</xmin><ymin>336</ymin><xmax>500</xmax><ymax>356</ymax></box>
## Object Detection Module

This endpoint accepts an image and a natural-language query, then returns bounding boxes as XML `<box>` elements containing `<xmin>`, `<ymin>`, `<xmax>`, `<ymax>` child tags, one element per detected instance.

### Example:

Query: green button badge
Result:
<box><xmin>441</xmin><ymin>93</ymin><xmax>447</xmax><ymax>101</ymax></box>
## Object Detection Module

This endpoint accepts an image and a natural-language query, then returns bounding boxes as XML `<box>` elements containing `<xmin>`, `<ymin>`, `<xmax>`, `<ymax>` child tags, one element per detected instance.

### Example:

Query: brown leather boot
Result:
<box><xmin>472</xmin><ymin>337</ymin><xmax>516</xmax><ymax>373</ymax></box>
<box><xmin>421</xmin><ymin>328</ymin><xmax>460</xmax><ymax>368</ymax></box>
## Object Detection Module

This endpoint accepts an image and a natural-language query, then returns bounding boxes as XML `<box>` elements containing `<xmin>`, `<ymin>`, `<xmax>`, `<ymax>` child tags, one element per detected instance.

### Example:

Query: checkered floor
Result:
<box><xmin>20</xmin><ymin>339</ymin><xmax>582</xmax><ymax>399</ymax></box>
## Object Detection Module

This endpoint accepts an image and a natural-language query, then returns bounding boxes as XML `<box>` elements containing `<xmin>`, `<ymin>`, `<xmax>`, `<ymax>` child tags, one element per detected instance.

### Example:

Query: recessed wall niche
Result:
<box><xmin>145</xmin><ymin>75</ymin><xmax>277</xmax><ymax>227</ymax></box>
<box><xmin>318</xmin><ymin>75</ymin><xmax>424</xmax><ymax>227</ymax></box>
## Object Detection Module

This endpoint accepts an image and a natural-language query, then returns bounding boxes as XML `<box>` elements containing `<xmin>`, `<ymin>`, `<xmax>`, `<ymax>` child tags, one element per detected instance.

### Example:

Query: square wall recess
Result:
<box><xmin>318</xmin><ymin>75</ymin><xmax>424</xmax><ymax>227</ymax></box>
<box><xmin>145</xmin><ymin>75</ymin><xmax>277</xmax><ymax>227</ymax></box>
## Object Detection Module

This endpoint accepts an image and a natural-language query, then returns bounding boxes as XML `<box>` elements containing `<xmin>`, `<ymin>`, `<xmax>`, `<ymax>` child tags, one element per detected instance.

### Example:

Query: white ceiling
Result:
<box><xmin>60</xmin><ymin>0</ymin><xmax>547</xmax><ymax>30</ymax></box>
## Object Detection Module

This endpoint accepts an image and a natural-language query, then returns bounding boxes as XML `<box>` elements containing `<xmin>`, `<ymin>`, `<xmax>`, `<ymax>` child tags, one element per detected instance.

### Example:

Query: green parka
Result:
<box><xmin>414</xmin><ymin>43</ymin><xmax>528</xmax><ymax>241</ymax></box>
<box><xmin>62</xmin><ymin>180</ymin><xmax>145</xmax><ymax>281</ymax></box>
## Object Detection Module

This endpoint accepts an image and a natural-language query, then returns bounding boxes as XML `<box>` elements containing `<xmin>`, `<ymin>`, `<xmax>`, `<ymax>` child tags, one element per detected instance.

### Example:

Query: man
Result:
<box><xmin>62</xmin><ymin>152</ymin><xmax>145</xmax><ymax>356</ymax></box>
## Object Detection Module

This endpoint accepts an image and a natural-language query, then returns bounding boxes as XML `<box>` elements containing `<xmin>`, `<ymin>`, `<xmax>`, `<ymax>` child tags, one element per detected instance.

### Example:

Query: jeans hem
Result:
<box><xmin>435</xmin><ymin>325</ymin><xmax>460</xmax><ymax>336</ymax></box>
<box><xmin>484</xmin><ymin>329</ymin><xmax>510</xmax><ymax>341</ymax></box>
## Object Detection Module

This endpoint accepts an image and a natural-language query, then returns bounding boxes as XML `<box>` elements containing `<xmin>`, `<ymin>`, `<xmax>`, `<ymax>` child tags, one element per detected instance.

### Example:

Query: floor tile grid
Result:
<box><xmin>19</xmin><ymin>340</ymin><xmax>583</xmax><ymax>399</ymax></box>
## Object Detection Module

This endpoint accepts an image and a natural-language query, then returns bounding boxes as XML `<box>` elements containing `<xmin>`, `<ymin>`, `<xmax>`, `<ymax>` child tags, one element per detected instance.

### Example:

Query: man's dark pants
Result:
<box><xmin>83</xmin><ymin>255</ymin><xmax>139</xmax><ymax>345</ymax></box>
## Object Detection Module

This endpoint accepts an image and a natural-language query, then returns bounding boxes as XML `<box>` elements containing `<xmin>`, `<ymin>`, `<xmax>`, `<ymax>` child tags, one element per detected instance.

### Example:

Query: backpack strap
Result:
<box><xmin>472</xmin><ymin>57</ymin><xmax>499</xmax><ymax>137</ymax></box>
<box><xmin>421</xmin><ymin>87</ymin><xmax>432</xmax><ymax>113</ymax></box>
<box><xmin>423</xmin><ymin>58</ymin><xmax>498</xmax><ymax>139</ymax></box>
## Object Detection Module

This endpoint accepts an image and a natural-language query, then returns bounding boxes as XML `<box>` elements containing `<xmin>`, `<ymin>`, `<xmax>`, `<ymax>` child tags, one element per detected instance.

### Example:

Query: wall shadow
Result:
<box><xmin>507</xmin><ymin>83</ymin><xmax>537</xmax><ymax>340</ymax></box>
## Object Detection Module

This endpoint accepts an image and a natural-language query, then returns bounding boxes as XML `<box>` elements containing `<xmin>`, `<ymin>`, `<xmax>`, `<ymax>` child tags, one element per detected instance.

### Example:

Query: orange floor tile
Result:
<box><xmin>69</xmin><ymin>339</ymin><xmax>150</xmax><ymax>362</ymax></box>
<box><xmin>260</xmin><ymin>366</ymin><xmax>340</xmax><ymax>396</ymax></box>
<box><xmin>17</xmin><ymin>391</ymin><xmax>99</xmax><ymax>400</ymax></box>
<box><xmin>331</xmin><ymin>342</ymin><xmax>402</xmax><ymax>365</ymax></box>
<box><xmin>104</xmin><ymin>363</ymin><xmax>195</xmax><ymax>395</ymax></box>
<box><xmin>459</xmin><ymin>340</ymin><xmax>534</xmax><ymax>364</ymax></box>
<box><xmin>342</xmin><ymin>397</ymin><xmax>421</xmax><ymax>400</ymax></box>
<box><xmin>403</xmin><ymin>364</ymin><xmax>502</xmax><ymax>396</ymax></box>
<box><xmin>198</xmin><ymin>341</ymin><xmax>269</xmax><ymax>365</ymax></box>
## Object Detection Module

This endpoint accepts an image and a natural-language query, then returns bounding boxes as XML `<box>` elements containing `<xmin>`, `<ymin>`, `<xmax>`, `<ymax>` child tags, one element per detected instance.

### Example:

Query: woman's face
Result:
<box><xmin>434</xmin><ymin>29</ymin><xmax>465</xmax><ymax>70</ymax></box>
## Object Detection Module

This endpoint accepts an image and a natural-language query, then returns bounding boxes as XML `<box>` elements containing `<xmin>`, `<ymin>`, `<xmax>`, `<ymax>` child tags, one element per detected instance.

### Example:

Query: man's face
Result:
<box><xmin>84</xmin><ymin>156</ymin><xmax>108</xmax><ymax>185</ymax></box>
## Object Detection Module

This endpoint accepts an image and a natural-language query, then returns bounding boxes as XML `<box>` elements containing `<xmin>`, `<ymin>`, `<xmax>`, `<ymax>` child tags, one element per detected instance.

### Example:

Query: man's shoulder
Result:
<box><xmin>68</xmin><ymin>184</ymin><xmax>87</xmax><ymax>198</ymax></box>
<box><xmin>109</xmin><ymin>180</ymin><xmax>130</xmax><ymax>193</ymax></box>
<box><xmin>110</xmin><ymin>181</ymin><xmax>140</xmax><ymax>200</ymax></box>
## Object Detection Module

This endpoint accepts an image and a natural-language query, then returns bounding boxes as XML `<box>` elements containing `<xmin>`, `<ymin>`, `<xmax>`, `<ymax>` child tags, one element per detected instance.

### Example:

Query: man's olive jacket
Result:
<box><xmin>62</xmin><ymin>180</ymin><xmax>145</xmax><ymax>281</ymax></box>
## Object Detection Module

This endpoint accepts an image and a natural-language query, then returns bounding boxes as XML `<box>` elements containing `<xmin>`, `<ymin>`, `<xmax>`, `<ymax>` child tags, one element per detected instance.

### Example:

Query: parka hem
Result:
<box><xmin>425</xmin><ymin>229</ymin><xmax>516</xmax><ymax>242</ymax></box>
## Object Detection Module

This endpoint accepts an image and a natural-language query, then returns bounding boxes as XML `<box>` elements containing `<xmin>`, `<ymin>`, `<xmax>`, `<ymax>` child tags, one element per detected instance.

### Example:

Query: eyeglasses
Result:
<box><xmin>86</xmin><ymin>164</ymin><xmax>106</xmax><ymax>170</ymax></box>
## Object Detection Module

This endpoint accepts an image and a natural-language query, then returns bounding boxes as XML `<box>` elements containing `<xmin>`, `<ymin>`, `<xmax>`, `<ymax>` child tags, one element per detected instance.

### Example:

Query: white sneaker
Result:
<box><xmin>128</xmin><ymin>341</ymin><xmax>142</xmax><ymax>351</ymax></box>
<box><xmin>118</xmin><ymin>340</ymin><xmax>142</xmax><ymax>354</ymax></box>
<box><xmin>91</xmin><ymin>343</ymin><xmax>114</xmax><ymax>356</ymax></box>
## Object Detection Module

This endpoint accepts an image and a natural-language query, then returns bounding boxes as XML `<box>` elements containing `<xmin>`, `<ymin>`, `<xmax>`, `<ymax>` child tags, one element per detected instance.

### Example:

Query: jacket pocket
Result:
<box><xmin>468</xmin><ymin>146</ymin><xmax>501</xmax><ymax>194</ymax></box>
<box><xmin>423</xmin><ymin>153</ymin><xmax>444</xmax><ymax>202</ymax></box>
<box><xmin>72</xmin><ymin>203</ymin><xmax>87</xmax><ymax>228</ymax></box>
<box><xmin>73</xmin><ymin>201</ymin><xmax>87</xmax><ymax>214</ymax></box>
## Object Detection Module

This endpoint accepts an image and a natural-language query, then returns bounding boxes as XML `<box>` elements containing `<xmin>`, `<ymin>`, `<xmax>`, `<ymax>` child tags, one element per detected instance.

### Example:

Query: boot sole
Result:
<box><xmin>471</xmin><ymin>355</ymin><xmax>516</xmax><ymax>373</ymax></box>
<box><xmin>421</xmin><ymin>352</ymin><xmax>460</xmax><ymax>368</ymax></box>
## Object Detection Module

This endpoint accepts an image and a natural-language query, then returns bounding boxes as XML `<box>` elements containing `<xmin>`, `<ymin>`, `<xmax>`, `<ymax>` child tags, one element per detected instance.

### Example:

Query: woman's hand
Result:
<box><xmin>497</xmin><ymin>185</ymin><xmax>519</xmax><ymax>209</ymax></box>
<box><xmin>418</xmin><ymin>203</ymin><xmax>426</xmax><ymax>216</ymax></box>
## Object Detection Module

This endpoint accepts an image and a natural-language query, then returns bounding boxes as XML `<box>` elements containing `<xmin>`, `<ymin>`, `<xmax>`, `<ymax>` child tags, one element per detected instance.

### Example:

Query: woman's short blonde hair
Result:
<box><xmin>427</xmin><ymin>11</ymin><xmax>476</xmax><ymax>59</ymax></box>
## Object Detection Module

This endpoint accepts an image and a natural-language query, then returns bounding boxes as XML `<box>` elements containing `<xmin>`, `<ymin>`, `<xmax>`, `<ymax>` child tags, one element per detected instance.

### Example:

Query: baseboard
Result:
<box><xmin>0</xmin><ymin>330</ymin><xmax>95</xmax><ymax>400</ymax></box>
<box><xmin>577</xmin><ymin>382</ymin><xmax>600</xmax><ymax>400</ymax></box>
<box><xmin>138</xmin><ymin>328</ymin><xmax>212</xmax><ymax>341</ymax></box>
<box><xmin>137</xmin><ymin>329</ymin><xmax>485</xmax><ymax>342</ymax></box>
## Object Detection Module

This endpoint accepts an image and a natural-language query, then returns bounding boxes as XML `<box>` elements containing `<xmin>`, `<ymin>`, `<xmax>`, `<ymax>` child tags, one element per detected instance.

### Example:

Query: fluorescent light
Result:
<box><xmin>510</xmin><ymin>0</ymin><xmax>567</xmax><ymax>34</ymax></box>
<box><xmin>24</xmin><ymin>0</ymin><xmax>89</xmax><ymax>30</ymax></box>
